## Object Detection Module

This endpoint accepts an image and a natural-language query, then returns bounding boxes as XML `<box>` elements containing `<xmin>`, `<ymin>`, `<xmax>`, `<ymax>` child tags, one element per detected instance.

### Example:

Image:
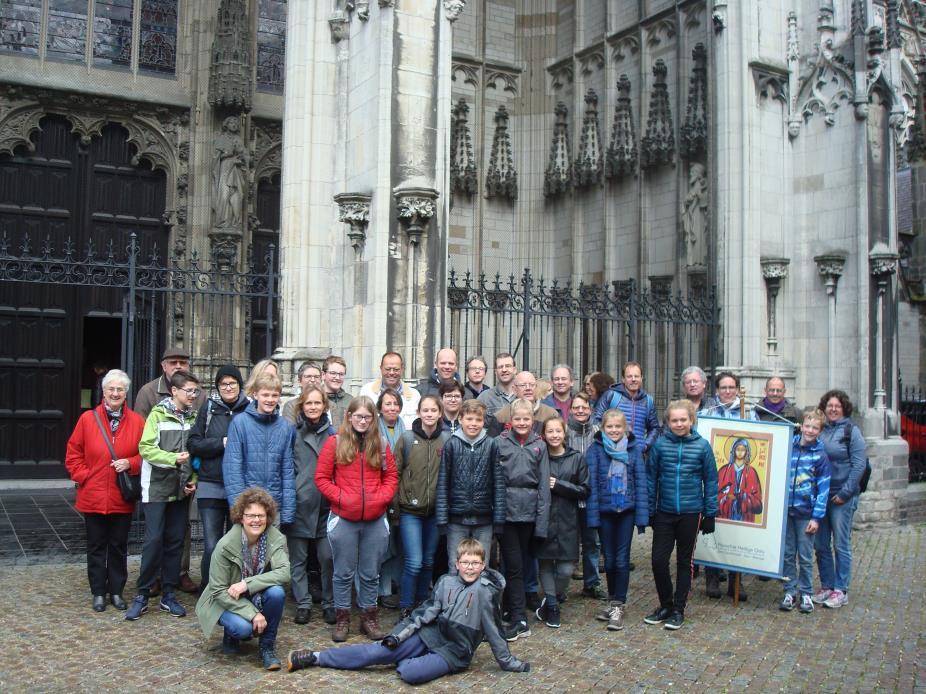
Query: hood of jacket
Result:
<box><xmin>413</xmin><ymin>417</ymin><xmax>445</xmax><ymax>440</ymax></box>
<box><xmin>606</xmin><ymin>382</ymin><xmax>650</xmax><ymax>402</ymax></box>
<box><xmin>452</xmin><ymin>426</ymin><xmax>487</xmax><ymax>446</ymax></box>
<box><xmin>498</xmin><ymin>428</ymin><xmax>543</xmax><ymax>448</ymax></box>
<box><xmin>427</xmin><ymin>367</ymin><xmax>462</xmax><ymax>386</ymax></box>
<box><xmin>212</xmin><ymin>392</ymin><xmax>249</xmax><ymax>414</ymax></box>
<box><xmin>567</xmin><ymin>416</ymin><xmax>594</xmax><ymax>435</ymax></box>
<box><xmin>244</xmin><ymin>399</ymin><xmax>280</xmax><ymax>423</ymax></box>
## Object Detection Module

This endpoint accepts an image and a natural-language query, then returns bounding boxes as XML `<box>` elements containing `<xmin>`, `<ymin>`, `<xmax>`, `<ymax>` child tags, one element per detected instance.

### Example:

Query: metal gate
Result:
<box><xmin>446</xmin><ymin>268</ymin><xmax>718</xmax><ymax>412</ymax></box>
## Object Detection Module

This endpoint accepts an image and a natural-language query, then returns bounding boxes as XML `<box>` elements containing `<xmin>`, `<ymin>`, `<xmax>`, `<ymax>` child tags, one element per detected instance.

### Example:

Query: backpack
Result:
<box><xmin>841</xmin><ymin>422</ymin><xmax>872</xmax><ymax>494</ymax></box>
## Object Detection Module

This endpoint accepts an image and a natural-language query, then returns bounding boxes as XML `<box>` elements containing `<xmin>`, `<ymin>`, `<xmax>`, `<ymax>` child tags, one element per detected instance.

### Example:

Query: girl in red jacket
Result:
<box><xmin>65</xmin><ymin>369</ymin><xmax>145</xmax><ymax>613</ymax></box>
<box><xmin>316</xmin><ymin>396</ymin><xmax>398</xmax><ymax>643</ymax></box>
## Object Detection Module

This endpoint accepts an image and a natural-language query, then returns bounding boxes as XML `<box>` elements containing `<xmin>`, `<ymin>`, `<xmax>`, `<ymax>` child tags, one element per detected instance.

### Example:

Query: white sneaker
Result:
<box><xmin>811</xmin><ymin>588</ymin><xmax>832</xmax><ymax>604</ymax></box>
<box><xmin>799</xmin><ymin>595</ymin><xmax>814</xmax><ymax>613</ymax></box>
<box><xmin>779</xmin><ymin>594</ymin><xmax>795</xmax><ymax>611</ymax></box>
<box><xmin>823</xmin><ymin>589</ymin><xmax>847</xmax><ymax>608</ymax></box>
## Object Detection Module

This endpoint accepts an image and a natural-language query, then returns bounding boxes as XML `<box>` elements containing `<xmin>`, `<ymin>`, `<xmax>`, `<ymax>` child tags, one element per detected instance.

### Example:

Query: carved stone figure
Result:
<box><xmin>212</xmin><ymin>117</ymin><xmax>248</xmax><ymax>230</ymax></box>
<box><xmin>681</xmin><ymin>163</ymin><xmax>708</xmax><ymax>266</ymax></box>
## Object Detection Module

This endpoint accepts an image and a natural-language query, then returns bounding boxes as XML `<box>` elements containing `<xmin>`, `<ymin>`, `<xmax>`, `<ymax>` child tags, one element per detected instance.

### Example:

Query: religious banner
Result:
<box><xmin>693</xmin><ymin>416</ymin><xmax>794</xmax><ymax>578</ymax></box>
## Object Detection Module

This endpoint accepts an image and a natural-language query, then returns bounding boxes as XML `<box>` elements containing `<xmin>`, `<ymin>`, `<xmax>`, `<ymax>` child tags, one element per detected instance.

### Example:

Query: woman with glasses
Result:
<box><xmin>65</xmin><ymin>369</ymin><xmax>145</xmax><ymax>612</ymax></box>
<box><xmin>315</xmin><ymin>396</ymin><xmax>398</xmax><ymax>642</ymax></box>
<box><xmin>196</xmin><ymin>486</ymin><xmax>291</xmax><ymax>671</ymax></box>
<box><xmin>188</xmin><ymin>365</ymin><xmax>250</xmax><ymax>593</ymax></box>
<box><xmin>376</xmin><ymin>388</ymin><xmax>405</xmax><ymax>610</ymax></box>
<box><xmin>439</xmin><ymin>381</ymin><xmax>465</xmax><ymax>434</ymax></box>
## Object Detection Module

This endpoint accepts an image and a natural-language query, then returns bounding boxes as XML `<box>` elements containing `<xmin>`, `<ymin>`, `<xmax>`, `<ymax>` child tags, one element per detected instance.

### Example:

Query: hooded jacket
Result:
<box><xmin>314</xmin><ymin>434</ymin><xmax>398</xmax><ymax>522</ymax></box>
<box><xmin>647</xmin><ymin>428</ymin><xmax>719</xmax><ymax>517</ymax></box>
<box><xmin>138</xmin><ymin>399</ymin><xmax>196</xmax><ymax>503</ymax></box>
<box><xmin>788</xmin><ymin>434</ymin><xmax>831</xmax><ymax>519</ymax></box>
<box><xmin>566</xmin><ymin>416</ymin><xmax>597</xmax><ymax>455</ymax></box>
<box><xmin>289</xmin><ymin>413</ymin><xmax>336</xmax><ymax>538</ymax></box>
<box><xmin>187</xmin><ymin>393</ymin><xmax>249</xmax><ymax>487</ymax></box>
<box><xmin>535</xmin><ymin>447</ymin><xmax>589</xmax><ymax>561</ymax></box>
<box><xmin>496</xmin><ymin>430</ymin><xmax>551</xmax><ymax>538</ymax></box>
<box><xmin>592</xmin><ymin>383</ymin><xmax>660</xmax><ymax>451</ymax></box>
<box><xmin>436</xmin><ymin>428</ymin><xmax>507</xmax><ymax>528</ymax></box>
<box><xmin>395</xmin><ymin>418</ymin><xmax>449</xmax><ymax>518</ymax></box>
<box><xmin>391</xmin><ymin>568</ymin><xmax>526</xmax><ymax>674</ymax></box>
<box><xmin>222</xmin><ymin>401</ymin><xmax>297</xmax><ymax>524</ymax></box>
<box><xmin>586</xmin><ymin>431</ymin><xmax>649</xmax><ymax>529</ymax></box>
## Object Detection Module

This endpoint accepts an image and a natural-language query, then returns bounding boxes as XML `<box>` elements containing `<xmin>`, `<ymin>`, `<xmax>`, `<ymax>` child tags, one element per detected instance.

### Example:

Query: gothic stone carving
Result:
<box><xmin>334</xmin><ymin>192</ymin><xmax>372</xmax><ymax>252</ymax></box>
<box><xmin>450</xmin><ymin>99</ymin><xmax>477</xmax><ymax>196</ymax></box>
<box><xmin>606</xmin><ymin>75</ymin><xmax>637</xmax><ymax>179</ymax></box>
<box><xmin>209</xmin><ymin>0</ymin><xmax>253</xmax><ymax>112</ymax></box>
<box><xmin>394</xmin><ymin>187</ymin><xmax>439</xmax><ymax>246</ymax></box>
<box><xmin>443</xmin><ymin>0</ymin><xmax>466</xmax><ymax>22</ymax></box>
<box><xmin>641</xmin><ymin>59</ymin><xmax>675</xmax><ymax>169</ymax></box>
<box><xmin>544</xmin><ymin>102</ymin><xmax>573</xmax><ymax>197</ymax></box>
<box><xmin>212</xmin><ymin>117</ymin><xmax>247</xmax><ymax>231</ymax></box>
<box><xmin>680</xmin><ymin>43</ymin><xmax>708</xmax><ymax>159</ymax></box>
<box><xmin>251</xmin><ymin>119</ymin><xmax>282</xmax><ymax>188</ymax></box>
<box><xmin>485</xmin><ymin>105</ymin><xmax>518</xmax><ymax>200</ymax></box>
<box><xmin>329</xmin><ymin>11</ymin><xmax>349</xmax><ymax>42</ymax></box>
<box><xmin>681</xmin><ymin>163</ymin><xmax>708</xmax><ymax>268</ymax></box>
<box><xmin>575</xmin><ymin>89</ymin><xmax>604</xmax><ymax>188</ymax></box>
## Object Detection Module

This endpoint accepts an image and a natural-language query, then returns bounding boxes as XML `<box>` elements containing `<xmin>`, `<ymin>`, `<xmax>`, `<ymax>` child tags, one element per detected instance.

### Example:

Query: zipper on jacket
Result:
<box><xmin>360</xmin><ymin>453</ymin><xmax>366</xmax><ymax>519</ymax></box>
<box><xmin>675</xmin><ymin>441</ymin><xmax>682</xmax><ymax>514</ymax></box>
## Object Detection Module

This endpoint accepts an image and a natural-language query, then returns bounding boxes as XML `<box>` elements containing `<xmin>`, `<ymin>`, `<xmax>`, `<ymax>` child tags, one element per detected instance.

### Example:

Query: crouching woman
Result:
<box><xmin>196</xmin><ymin>487</ymin><xmax>291</xmax><ymax>671</ymax></box>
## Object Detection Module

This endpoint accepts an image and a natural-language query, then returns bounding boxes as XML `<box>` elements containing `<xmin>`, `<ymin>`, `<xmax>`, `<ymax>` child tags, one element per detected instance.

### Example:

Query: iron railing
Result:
<box><xmin>901</xmin><ymin>386</ymin><xmax>926</xmax><ymax>483</ymax></box>
<box><xmin>446</xmin><ymin>268</ymin><xmax>718</xmax><ymax>412</ymax></box>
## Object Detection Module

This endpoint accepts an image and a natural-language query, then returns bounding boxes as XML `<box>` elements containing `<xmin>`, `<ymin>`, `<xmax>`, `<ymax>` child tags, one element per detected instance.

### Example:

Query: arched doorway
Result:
<box><xmin>0</xmin><ymin>115</ymin><xmax>167</xmax><ymax>478</ymax></box>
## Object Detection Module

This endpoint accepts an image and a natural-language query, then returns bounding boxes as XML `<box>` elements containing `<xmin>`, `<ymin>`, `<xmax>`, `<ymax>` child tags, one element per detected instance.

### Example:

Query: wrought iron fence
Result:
<box><xmin>901</xmin><ymin>386</ymin><xmax>926</xmax><ymax>483</ymax></box>
<box><xmin>446</xmin><ymin>268</ymin><xmax>718</xmax><ymax>412</ymax></box>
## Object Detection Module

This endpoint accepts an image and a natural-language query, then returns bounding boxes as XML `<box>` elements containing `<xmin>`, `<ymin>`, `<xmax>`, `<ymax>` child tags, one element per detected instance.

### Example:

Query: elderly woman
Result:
<box><xmin>65</xmin><ymin>369</ymin><xmax>145</xmax><ymax>612</ymax></box>
<box><xmin>812</xmin><ymin>389</ymin><xmax>867</xmax><ymax>610</ymax></box>
<box><xmin>196</xmin><ymin>486</ymin><xmax>290</xmax><ymax>671</ymax></box>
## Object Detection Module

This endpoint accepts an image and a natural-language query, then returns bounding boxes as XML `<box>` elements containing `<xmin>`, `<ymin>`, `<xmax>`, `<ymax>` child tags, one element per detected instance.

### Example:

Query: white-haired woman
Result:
<box><xmin>65</xmin><ymin>369</ymin><xmax>146</xmax><ymax>612</ymax></box>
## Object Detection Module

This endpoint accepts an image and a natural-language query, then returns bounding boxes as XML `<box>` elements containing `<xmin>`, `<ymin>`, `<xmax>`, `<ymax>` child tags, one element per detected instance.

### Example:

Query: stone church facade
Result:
<box><xmin>0</xmin><ymin>0</ymin><xmax>922</xmax><ymax>522</ymax></box>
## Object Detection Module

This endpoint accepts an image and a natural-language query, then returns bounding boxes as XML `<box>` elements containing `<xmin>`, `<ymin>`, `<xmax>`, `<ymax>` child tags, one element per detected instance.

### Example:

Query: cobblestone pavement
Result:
<box><xmin>0</xmin><ymin>523</ymin><xmax>922</xmax><ymax>693</ymax></box>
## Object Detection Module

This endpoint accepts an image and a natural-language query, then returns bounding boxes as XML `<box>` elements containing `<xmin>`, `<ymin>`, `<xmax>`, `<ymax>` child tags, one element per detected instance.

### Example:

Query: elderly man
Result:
<box><xmin>477</xmin><ymin>353</ymin><xmax>517</xmax><ymax>417</ymax></box>
<box><xmin>491</xmin><ymin>371</ymin><xmax>558</xmax><ymax>435</ymax></box>
<box><xmin>415</xmin><ymin>348</ymin><xmax>461</xmax><ymax>397</ymax></box>
<box><xmin>541</xmin><ymin>363</ymin><xmax>575</xmax><ymax>422</ymax></box>
<box><xmin>752</xmin><ymin>376</ymin><xmax>801</xmax><ymax>426</ymax></box>
<box><xmin>359</xmin><ymin>352</ymin><xmax>421</xmax><ymax>427</ymax></box>
<box><xmin>282</xmin><ymin>361</ymin><xmax>323</xmax><ymax>425</ymax></box>
<box><xmin>322</xmin><ymin>356</ymin><xmax>353</xmax><ymax>429</ymax></box>
<box><xmin>680</xmin><ymin>366</ymin><xmax>714</xmax><ymax>414</ymax></box>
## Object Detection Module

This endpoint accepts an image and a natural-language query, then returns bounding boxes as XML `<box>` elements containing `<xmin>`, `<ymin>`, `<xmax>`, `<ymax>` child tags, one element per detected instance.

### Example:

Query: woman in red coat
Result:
<box><xmin>315</xmin><ymin>396</ymin><xmax>398</xmax><ymax>643</ymax></box>
<box><xmin>65</xmin><ymin>369</ymin><xmax>145</xmax><ymax>613</ymax></box>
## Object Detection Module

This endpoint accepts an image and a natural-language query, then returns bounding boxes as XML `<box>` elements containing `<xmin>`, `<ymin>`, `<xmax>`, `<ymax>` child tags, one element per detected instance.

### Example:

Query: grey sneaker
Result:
<box><xmin>125</xmin><ymin>595</ymin><xmax>148</xmax><ymax>621</ymax></box>
<box><xmin>799</xmin><ymin>594</ymin><xmax>814</xmax><ymax>614</ymax></box>
<box><xmin>811</xmin><ymin>588</ymin><xmax>832</xmax><ymax>604</ymax></box>
<box><xmin>779</xmin><ymin>594</ymin><xmax>795</xmax><ymax>611</ymax></box>
<box><xmin>606</xmin><ymin>602</ymin><xmax>625</xmax><ymax>631</ymax></box>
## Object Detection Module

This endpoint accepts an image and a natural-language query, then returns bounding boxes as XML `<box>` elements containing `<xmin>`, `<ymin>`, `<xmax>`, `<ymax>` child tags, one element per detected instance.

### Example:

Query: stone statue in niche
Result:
<box><xmin>212</xmin><ymin>116</ymin><xmax>248</xmax><ymax>230</ymax></box>
<box><xmin>681</xmin><ymin>162</ymin><xmax>708</xmax><ymax>266</ymax></box>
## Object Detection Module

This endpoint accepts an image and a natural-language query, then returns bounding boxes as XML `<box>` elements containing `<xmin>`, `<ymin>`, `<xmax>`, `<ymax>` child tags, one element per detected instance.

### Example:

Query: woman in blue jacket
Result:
<box><xmin>585</xmin><ymin>409</ymin><xmax>648</xmax><ymax>631</ymax></box>
<box><xmin>644</xmin><ymin>400</ymin><xmax>718</xmax><ymax>631</ymax></box>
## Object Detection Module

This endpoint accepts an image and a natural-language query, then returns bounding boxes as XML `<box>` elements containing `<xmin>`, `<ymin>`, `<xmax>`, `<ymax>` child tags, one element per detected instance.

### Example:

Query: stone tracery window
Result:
<box><xmin>0</xmin><ymin>0</ymin><xmax>177</xmax><ymax>74</ymax></box>
<box><xmin>256</xmin><ymin>0</ymin><xmax>286</xmax><ymax>92</ymax></box>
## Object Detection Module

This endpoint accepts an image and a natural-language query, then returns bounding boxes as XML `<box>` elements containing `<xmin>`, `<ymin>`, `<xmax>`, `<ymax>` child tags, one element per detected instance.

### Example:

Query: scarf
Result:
<box><xmin>378</xmin><ymin>415</ymin><xmax>405</xmax><ymax>451</ymax></box>
<box><xmin>602</xmin><ymin>434</ymin><xmax>629</xmax><ymax>508</ymax></box>
<box><xmin>240</xmin><ymin>527</ymin><xmax>268</xmax><ymax>610</ymax></box>
<box><xmin>104</xmin><ymin>403</ymin><xmax>123</xmax><ymax>435</ymax></box>
<box><xmin>761</xmin><ymin>397</ymin><xmax>787</xmax><ymax>415</ymax></box>
<box><xmin>160</xmin><ymin>396</ymin><xmax>193</xmax><ymax>419</ymax></box>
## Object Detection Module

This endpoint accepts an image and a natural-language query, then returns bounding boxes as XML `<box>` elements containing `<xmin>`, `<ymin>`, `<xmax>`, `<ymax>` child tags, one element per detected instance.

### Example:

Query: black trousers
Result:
<box><xmin>651</xmin><ymin>511</ymin><xmax>701</xmax><ymax>614</ymax></box>
<box><xmin>84</xmin><ymin>512</ymin><xmax>133</xmax><ymax>596</ymax></box>
<box><xmin>137</xmin><ymin>499</ymin><xmax>189</xmax><ymax>595</ymax></box>
<box><xmin>500</xmin><ymin>521</ymin><xmax>534</xmax><ymax>621</ymax></box>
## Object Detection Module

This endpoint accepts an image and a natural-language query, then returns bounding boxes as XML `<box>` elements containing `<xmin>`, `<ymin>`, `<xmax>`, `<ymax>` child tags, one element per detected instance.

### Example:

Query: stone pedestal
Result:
<box><xmin>855</xmin><ymin>436</ymin><xmax>911</xmax><ymax>528</ymax></box>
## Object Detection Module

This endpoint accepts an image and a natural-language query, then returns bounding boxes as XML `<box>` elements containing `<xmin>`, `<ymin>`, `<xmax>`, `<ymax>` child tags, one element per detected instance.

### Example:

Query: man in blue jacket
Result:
<box><xmin>592</xmin><ymin>361</ymin><xmax>659</xmax><ymax>452</ymax></box>
<box><xmin>223</xmin><ymin>373</ymin><xmax>296</xmax><ymax>526</ymax></box>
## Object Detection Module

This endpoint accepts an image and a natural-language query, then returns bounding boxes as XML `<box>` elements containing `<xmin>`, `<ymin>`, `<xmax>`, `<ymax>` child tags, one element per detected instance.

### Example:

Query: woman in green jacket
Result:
<box><xmin>196</xmin><ymin>486</ymin><xmax>291</xmax><ymax>671</ymax></box>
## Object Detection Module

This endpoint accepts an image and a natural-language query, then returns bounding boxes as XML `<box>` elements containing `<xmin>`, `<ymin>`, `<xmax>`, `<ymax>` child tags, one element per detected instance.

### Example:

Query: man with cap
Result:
<box><xmin>187</xmin><ymin>364</ymin><xmax>250</xmax><ymax>593</ymax></box>
<box><xmin>133</xmin><ymin>347</ymin><xmax>207</xmax><ymax>594</ymax></box>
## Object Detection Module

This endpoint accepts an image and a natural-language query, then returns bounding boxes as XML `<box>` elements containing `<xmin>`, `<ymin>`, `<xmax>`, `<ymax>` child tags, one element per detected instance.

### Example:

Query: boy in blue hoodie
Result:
<box><xmin>780</xmin><ymin>409</ymin><xmax>831</xmax><ymax>614</ymax></box>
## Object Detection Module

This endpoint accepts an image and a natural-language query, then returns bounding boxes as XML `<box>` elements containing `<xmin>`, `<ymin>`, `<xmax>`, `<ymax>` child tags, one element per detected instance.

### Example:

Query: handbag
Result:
<box><xmin>92</xmin><ymin>410</ymin><xmax>141</xmax><ymax>503</ymax></box>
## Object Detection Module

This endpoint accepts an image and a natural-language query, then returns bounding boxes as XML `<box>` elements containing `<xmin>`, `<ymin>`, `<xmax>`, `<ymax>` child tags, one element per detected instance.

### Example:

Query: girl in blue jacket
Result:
<box><xmin>585</xmin><ymin>409</ymin><xmax>648</xmax><ymax>631</ymax></box>
<box><xmin>644</xmin><ymin>400</ymin><xmax>718</xmax><ymax>631</ymax></box>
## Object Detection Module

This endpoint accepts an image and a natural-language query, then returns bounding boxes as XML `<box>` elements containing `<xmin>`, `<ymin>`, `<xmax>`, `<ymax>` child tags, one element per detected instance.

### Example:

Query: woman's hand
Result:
<box><xmin>830</xmin><ymin>495</ymin><xmax>845</xmax><ymax>506</ymax></box>
<box><xmin>252</xmin><ymin>612</ymin><xmax>267</xmax><ymax>635</ymax></box>
<box><xmin>111</xmin><ymin>459</ymin><xmax>131</xmax><ymax>473</ymax></box>
<box><xmin>227</xmin><ymin>580</ymin><xmax>248</xmax><ymax>599</ymax></box>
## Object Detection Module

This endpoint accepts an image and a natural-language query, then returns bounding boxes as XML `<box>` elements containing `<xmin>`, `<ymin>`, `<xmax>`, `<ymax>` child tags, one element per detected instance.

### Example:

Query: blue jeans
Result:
<box><xmin>783</xmin><ymin>516</ymin><xmax>815</xmax><ymax>596</ymax></box>
<box><xmin>318</xmin><ymin>633</ymin><xmax>451</xmax><ymax>685</ymax></box>
<box><xmin>198</xmin><ymin>499</ymin><xmax>229</xmax><ymax>590</ymax></box>
<box><xmin>399</xmin><ymin>513</ymin><xmax>439</xmax><ymax>608</ymax></box>
<box><xmin>578</xmin><ymin>505</ymin><xmax>602</xmax><ymax>588</ymax></box>
<box><xmin>597</xmin><ymin>509</ymin><xmax>635</xmax><ymax>603</ymax></box>
<box><xmin>218</xmin><ymin>584</ymin><xmax>285</xmax><ymax>646</ymax></box>
<box><xmin>815</xmin><ymin>495</ymin><xmax>858</xmax><ymax>592</ymax></box>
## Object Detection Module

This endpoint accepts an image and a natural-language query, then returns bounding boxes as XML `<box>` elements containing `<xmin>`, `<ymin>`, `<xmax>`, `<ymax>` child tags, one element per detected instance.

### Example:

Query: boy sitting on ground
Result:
<box><xmin>286</xmin><ymin>538</ymin><xmax>530</xmax><ymax>685</ymax></box>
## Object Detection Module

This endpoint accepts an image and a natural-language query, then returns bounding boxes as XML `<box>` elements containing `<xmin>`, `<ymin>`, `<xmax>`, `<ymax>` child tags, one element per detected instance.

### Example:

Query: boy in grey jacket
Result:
<box><xmin>286</xmin><ymin>539</ymin><xmax>529</xmax><ymax>685</ymax></box>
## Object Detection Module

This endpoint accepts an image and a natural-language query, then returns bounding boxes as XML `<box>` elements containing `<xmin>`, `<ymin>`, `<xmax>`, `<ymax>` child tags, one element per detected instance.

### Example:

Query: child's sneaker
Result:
<box><xmin>779</xmin><ymin>594</ymin><xmax>795</xmax><ymax>611</ymax></box>
<box><xmin>799</xmin><ymin>594</ymin><xmax>814</xmax><ymax>614</ymax></box>
<box><xmin>287</xmin><ymin>649</ymin><xmax>318</xmax><ymax>671</ymax></box>
<box><xmin>504</xmin><ymin>620</ymin><xmax>531</xmax><ymax>641</ymax></box>
<box><xmin>663</xmin><ymin>611</ymin><xmax>684</xmax><ymax>630</ymax></box>
<box><xmin>534</xmin><ymin>597</ymin><xmax>548</xmax><ymax>623</ymax></box>
<box><xmin>811</xmin><ymin>588</ymin><xmax>832</xmax><ymax>604</ymax></box>
<box><xmin>606</xmin><ymin>602</ymin><xmax>625</xmax><ymax>631</ymax></box>
<box><xmin>823</xmin><ymin>589</ymin><xmax>847</xmax><ymax>608</ymax></box>
<box><xmin>595</xmin><ymin>603</ymin><xmax>613</xmax><ymax>622</ymax></box>
<box><xmin>643</xmin><ymin>606</ymin><xmax>672</xmax><ymax>625</ymax></box>
<box><xmin>544</xmin><ymin>604</ymin><xmax>561</xmax><ymax>628</ymax></box>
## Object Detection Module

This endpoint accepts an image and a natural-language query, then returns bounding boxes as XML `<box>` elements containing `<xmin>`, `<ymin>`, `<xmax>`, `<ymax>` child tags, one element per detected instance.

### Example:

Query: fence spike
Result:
<box><xmin>0</xmin><ymin>231</ymin><xmax>8</xmax><ymax>256</ymax></box>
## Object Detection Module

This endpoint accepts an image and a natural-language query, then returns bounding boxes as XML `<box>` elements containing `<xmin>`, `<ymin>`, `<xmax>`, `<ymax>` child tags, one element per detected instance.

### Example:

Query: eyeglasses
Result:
<box><xmin>351</xmin><ymin>414</ymin><xmax>373</xmax><ymax>422</ymax></box>
<box><xmin>468</xmin><ymin>367</ymin><xmax>486</xmax><ymax>373</ymax></box>
<box><xmin>180</xmin><ymin>387</ymin><xmax>201</xmax><ymax>396</ymax></box>
<box><xmin>458</xmin><ymin>560</ymin><xmax>484</xmax><ymax>568</ymax></box>
<box><xmin>515</xmin><ymin>383</ymin><xmax>535</xmax><ymax>389</ymax></box>
<box><xmin>442</xmin><ymin>394</ymin><xmax>462</xmax><ymax>400</ymax></box>
<box><xmin>218</xmin><ymin>383</ymin><xmax>239</xmax><ymax>391</ymax></box>
<box><xmin>326</xmin><ymin>371</ymin><xmax>346</xmax><ymax>379</ymax></box>
<box><xmin>243</xmin><ymin>513</ymin><xmax>266</xmax><ymax>521</ymax></box>
<box><xmin>104</xmin><ymin>387</ymin><xmax>126</xmax><ymax>394</ymax></box>
<box><xmin>718</xmin><ymin>385</ymin><xmax>738</xmax><ymax>391</ymax></box>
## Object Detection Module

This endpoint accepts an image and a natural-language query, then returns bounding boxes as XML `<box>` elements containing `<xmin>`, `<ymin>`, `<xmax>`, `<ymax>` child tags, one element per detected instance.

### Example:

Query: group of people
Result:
<box><xmin>63</xmin><ymin>346</ymin><xmax>868</xmax><ymax>684</ymax></box>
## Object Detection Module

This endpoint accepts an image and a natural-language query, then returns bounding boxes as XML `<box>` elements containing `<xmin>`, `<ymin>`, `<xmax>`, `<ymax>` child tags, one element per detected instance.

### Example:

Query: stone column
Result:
<box><xmin>815</xmin><ymin>253</ymin><xmax>846</xmax><ymax>389</ymax></box>
<box><xmin>760</xmin><ymin>257</ymin><xmax>789</xmax><ymax>359</ymax></box>
<box><xmin>868</xmin><ymin>244</ymin><xmax>899</xmax><ymax>415</ymax></box>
